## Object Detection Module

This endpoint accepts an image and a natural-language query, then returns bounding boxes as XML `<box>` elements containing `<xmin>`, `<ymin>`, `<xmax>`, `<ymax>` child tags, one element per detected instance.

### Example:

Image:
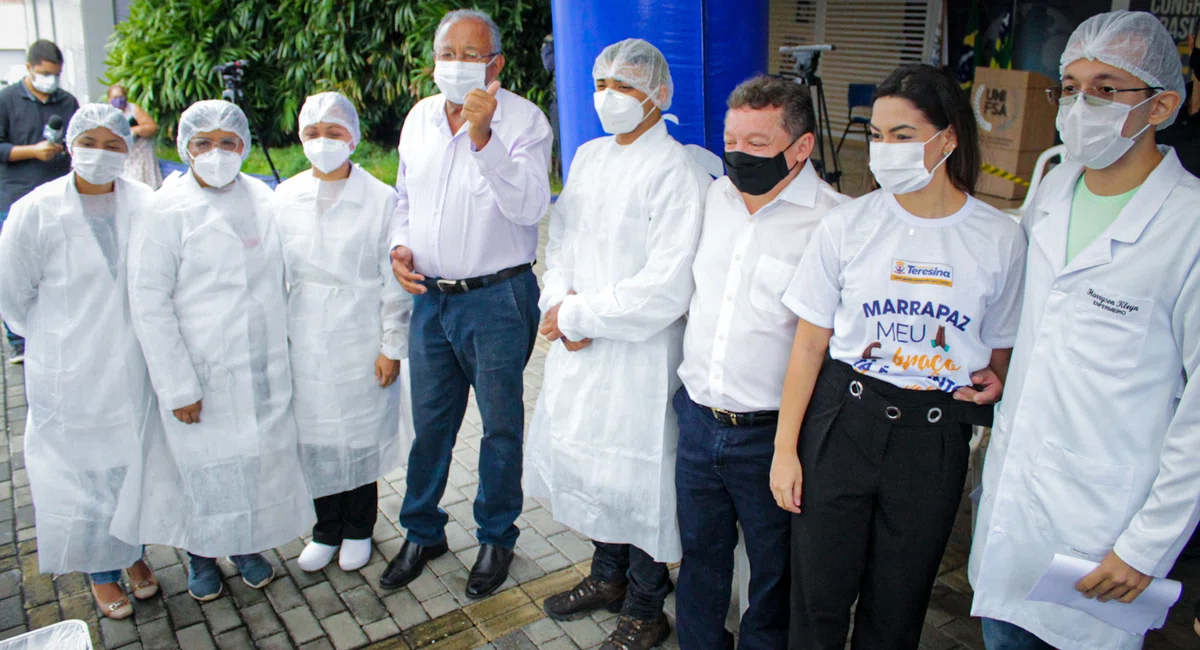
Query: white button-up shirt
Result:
<box><xmin>390</xmin><ymin>88</ymin><xmax>553</xmax><ymax>280</ymax></box>
<box><xmin>678</xmin><ymin>163</ymin><xmax>849</xmax><ymax>412</ymax></box>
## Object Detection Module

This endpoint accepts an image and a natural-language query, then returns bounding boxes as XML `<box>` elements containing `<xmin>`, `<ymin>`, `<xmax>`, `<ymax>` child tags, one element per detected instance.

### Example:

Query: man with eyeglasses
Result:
<box><xmin>382</xmin><ymin>8</ymin><xmax>552</xmax><ymax>599</ymax></box>
<box><xmin>968</xmin><ymin>11</ymin><xmax>1200</xmax><ymax>650</ymax></box>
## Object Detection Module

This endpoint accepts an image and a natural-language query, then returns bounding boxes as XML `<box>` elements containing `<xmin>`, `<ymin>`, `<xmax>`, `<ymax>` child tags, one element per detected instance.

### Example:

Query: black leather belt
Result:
<box><xmin>420</xmin><ymin>263</ymin><xmax>533</xmax><ymax>294</ymax></box>
<box><xmin>824</xmin><ymin>359</ymin><xmax>993</xmax><ymax>428</ymax></box>
<box><xmin>705</xmin><ymin>406</ymin><xmax>779</xmax><ymax>427</ymax></box>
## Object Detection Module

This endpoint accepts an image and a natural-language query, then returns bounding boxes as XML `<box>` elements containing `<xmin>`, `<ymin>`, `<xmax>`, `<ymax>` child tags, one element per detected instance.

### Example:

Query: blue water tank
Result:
<box><xmin>550</xmin><ymin>0</ymin><xmax>769</xmax><ymax>179</ymax></box>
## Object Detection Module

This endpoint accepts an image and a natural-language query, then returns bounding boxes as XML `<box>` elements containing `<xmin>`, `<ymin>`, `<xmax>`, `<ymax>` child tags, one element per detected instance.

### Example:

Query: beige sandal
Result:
<box><xmin>125</xmin><ymin>560</ymin><xmax>159</xmax><ymax>600</ymax></box>
<box><xmin>91</xmin><ymin>583</ymin><xmax>133</xmax><ymax>620</ymax></box>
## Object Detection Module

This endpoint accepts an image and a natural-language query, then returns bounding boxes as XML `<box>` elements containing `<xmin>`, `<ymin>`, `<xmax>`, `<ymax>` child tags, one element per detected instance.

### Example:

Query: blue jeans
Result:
<box><xmin>981</xmin><ymin>618</ymin><xmax>1055</xmax><ymax>650</ymax></box>
<box><xmin>3</xmin><ymin>323</ymin><xmax>21</xmax><ymax>352</ymax></box>
<box><xmin>673</xmin><ymin>388</ymin><xmax>790</xmax><ymax>650</ymax></box>
<box><xmin>89</xmin><ymin>547</ymin><xmax>146</xmax><ymax>585</ymax></box>
<box><xmin>89</xmin><ymin>569</ymin><xmax>122</xmax><ymax>585</ymax></box>
<box><xmin>0</xmin><ymin>210</ymin><xmax>21</xmax><ymax>353</ymax></box>
<box><xmin>400</xmin><ymin>270</ymin><xmax>539</xmax><ymax>549</ymax></box>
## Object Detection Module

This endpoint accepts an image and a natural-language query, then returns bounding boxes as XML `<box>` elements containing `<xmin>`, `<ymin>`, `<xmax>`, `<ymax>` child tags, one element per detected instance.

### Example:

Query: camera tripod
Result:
<box><xmin>213</xmin><ymin>60</ymin><xmax>282</xmax><ymax>184</ymax></box>
<box><xmin>780</xmin><ymin>45</ymin><xmax>842</xmax><ymax>191</ymax></box>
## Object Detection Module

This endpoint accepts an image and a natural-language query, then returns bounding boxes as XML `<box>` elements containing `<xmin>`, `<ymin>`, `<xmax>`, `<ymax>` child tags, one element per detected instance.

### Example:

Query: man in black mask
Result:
<box><xmin>1159</xmin><ymin>26</ymin><xmax>1199</xmax><ymax>176</ymax></box>
<box><xmin>671</xmin><ymin>75</ymin><xmax>849</xmax><ymax>650</ymax></box>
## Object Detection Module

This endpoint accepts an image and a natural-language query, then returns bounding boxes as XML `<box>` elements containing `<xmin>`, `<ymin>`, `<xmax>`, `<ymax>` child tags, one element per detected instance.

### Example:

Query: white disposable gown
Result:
<box><xmin>969</xmin><ymin>149</ymin><xmax>1200</xmax><ymax>649</ymax></box>
<box><xmin>524</xmin><ymin>120</ymin><xmax>710</xmax><ymax>562</ymax></box>
<box><xmin>274</xmin><ymin>165</ymin><xmax>414</xmax><ymax>498</ymax></box>
<box><xmin>120</xmin><ymin>170</ymin><xmax>314</xmax><ymax>557</ymax></box>
<box><xmin>0</xmin><ymin>175</ymin><xmax>156</xmax><ymax>574</ymax></box>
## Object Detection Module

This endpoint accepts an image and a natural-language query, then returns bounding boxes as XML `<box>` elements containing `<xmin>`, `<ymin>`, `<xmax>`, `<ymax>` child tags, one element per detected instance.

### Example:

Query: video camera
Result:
<box><xmin>213</xmin><ymin>60</ymin><xmax>250</xmax><ymax>103</ymax></box>
<box><xmin>213</xmin><ymin>60</ymin><xmax>249</xmax><ymax>77</ymax></box>
<box><xmin>779</xmin><ymin>44</ymin><xmax>835</xmax><ymax>83</ymax></box>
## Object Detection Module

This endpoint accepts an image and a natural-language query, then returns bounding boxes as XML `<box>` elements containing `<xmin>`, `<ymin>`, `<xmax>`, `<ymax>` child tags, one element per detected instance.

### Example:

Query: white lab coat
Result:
<box><xmin>524</xmin><ymin>120</ymin><xmax>710</xmax><ymax>562</ymax></box>
<box><xmin>0</xmin><ymin>175</ymin><xmax>155</xmax><ymax>574</ymax></box>
<box><xmin>120</xmin><ymin>170</ymin><xmax>315</xmax><ymax>557</ymax></box>
<box><xmin>274</xmin><ymin>166</ymin><xmax>414</xmax><ymax>499</ymax></box>
<box><xmin>969</xmin><ymin>148</ymin><xmax>1200</xmax><ymax>649</ymax></box>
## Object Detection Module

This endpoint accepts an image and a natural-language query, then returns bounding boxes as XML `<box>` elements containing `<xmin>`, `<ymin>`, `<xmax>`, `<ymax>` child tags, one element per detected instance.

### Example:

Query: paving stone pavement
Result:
<box><xmin>1</xmin><ymin>208</ymin><xmax>1199</xmax><ymax>649</ymax></box>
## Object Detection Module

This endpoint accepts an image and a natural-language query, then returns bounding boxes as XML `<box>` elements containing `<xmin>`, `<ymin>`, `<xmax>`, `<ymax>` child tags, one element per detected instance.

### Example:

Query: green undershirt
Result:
<box><xmin>1066</xmin><ymin>176</ymin><xmax>1139</xmax><ymax>264</ymax></box>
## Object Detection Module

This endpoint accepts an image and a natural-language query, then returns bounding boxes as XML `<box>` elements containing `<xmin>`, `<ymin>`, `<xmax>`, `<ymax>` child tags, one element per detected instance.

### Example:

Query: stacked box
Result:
<box><xmin>972</xmin><ymin>67</ymin><xmax>1059</xmax><ymax>200</ymax></box>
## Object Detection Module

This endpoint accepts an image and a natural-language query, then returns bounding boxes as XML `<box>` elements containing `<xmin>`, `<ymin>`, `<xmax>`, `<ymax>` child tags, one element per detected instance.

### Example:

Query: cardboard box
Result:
<box><xmin>978</xmin><ymin>147</ymin><xmax>1042</xmax><ymax>200</ymax></box>
<box><xmin>972</xmin><ymin>67</ymin><xmax>1058</xmax><ymax>152</ymax></box>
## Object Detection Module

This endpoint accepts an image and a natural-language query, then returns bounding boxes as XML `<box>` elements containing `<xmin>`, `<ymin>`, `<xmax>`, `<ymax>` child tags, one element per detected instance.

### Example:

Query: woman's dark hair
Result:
<box><xmin>873</xmin><ymin>64</ymin><xmax>980</xmax><ymax>194</ymax></box>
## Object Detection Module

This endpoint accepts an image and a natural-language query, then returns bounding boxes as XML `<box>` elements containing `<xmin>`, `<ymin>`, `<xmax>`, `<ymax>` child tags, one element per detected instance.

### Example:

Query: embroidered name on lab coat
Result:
<box><xmin>1086</xmin><ymin>288</ymin><xmax>1141</xmax><ymax>317</ymax></box>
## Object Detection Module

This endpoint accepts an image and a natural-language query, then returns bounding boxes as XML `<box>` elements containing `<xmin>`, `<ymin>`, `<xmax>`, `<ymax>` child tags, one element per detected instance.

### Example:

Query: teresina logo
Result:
<box><xmin>891</xmin><ymin>259</ymin><xmax>953</xmax><ymax>287</ymax></box>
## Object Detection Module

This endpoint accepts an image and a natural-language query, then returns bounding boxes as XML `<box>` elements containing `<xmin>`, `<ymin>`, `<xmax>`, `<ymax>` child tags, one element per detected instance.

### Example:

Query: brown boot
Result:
<box><xmin>542</xmin><ymin>576</ymin><xmax>627</xmax><ymax>621</ymax></box>
<box><xmin>598</xmin><ymin>612</ymin><xmax>671</xmax><ymax>650</ymax></box>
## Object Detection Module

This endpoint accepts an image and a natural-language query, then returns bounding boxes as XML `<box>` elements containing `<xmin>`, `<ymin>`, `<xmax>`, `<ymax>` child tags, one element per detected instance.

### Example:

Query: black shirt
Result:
<box><xmin>0</xmin><ymin>80</ymin><xmax>79</xmax><ymax>213</ymax></box>
<box><xmin>1159</xmin><ymin>83</ymin><xmax>1199</xmax><ymax>178</ymax></box>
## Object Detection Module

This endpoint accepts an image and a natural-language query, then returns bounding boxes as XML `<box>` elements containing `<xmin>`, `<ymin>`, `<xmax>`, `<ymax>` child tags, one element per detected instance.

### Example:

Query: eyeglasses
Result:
<box><xmin>1045</xmin><ymin>83</ymin><xmax>1163</xmax><ymax>107</ymax></box>
<box><xmin>434</xmin><ymin>51</ymin><xmax>500</xmax><ymax>64</ymax></box>
<box><xmin>190</xmin><ymin>137</ymin><xmax>242</xmax><ymax>154</ymax></box>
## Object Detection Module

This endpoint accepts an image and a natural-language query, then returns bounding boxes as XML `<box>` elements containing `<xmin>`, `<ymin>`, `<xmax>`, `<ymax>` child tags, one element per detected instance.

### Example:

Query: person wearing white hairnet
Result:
<box><xmin>968</xmin><ymin>11</ymin><xmax>1200</xmax><ymax>650</ymax></box>
<box><xmin>525</xmin><ymin>38</ymin><xmax>710</xmax><ymax>650</ymax></box>
<box><xmin>380</xmin><ymin>9</ymin><xmax>550</xmax><ymax>600</ymax></box>
<box><xmin>123</xmin><ymin>99</ymin><xmax>314</xmax><ymax>602</ymax></box>
<box><xmin>0</xmin><ymin>103</ymin><xmax>160</xmax><ymax>620</ymax></box>
<box><xmin>275</xmin><ymin>92</ymin><xmax>414</xmax><ymax>573</ymax></box>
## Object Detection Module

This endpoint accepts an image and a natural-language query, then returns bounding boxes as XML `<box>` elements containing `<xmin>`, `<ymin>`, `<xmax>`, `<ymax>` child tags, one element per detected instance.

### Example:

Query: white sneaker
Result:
<box><xmin>338</xmin><ymin>538</ymin><xmax>372</xmax><ymax>571</ymax></box>
<box><xmin>297</xmin><ymin>542</ymin><xmax>338</xmax><ymax>572</ymax></box>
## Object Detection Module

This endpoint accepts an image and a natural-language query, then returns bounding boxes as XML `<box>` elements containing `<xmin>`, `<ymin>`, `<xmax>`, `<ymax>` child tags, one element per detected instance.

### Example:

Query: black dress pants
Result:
<box><xmin>789</xmin><ymin>361</ymin><xmax>979</xmax><ymax>650</ymax></box>
<box><xmin>312</xmin><ymin>481</ymin><xmax>379</xmax><ymax>546</ymax></box>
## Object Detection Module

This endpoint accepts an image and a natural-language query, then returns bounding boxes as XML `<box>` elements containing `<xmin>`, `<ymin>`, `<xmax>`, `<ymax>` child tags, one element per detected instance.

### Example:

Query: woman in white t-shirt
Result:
<box><xmin>769</xmin><ymin>64</ymin><xmax>1027</xmax><ymax>650</ymax></box>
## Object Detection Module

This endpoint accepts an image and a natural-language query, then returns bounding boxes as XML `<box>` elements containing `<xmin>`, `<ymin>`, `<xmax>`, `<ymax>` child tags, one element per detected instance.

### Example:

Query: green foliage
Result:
<box><xmin>108</xmin><ymin>0</ymin><xmax>552</xmax><ymax>146</ymax></box>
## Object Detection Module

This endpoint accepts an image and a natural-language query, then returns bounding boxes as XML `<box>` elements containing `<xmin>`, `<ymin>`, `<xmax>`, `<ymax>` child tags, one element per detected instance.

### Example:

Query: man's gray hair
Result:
<box><xmin>435</xmin><ymin>9</ymin><xmax>503</xmax><ymax>54</ymax></box>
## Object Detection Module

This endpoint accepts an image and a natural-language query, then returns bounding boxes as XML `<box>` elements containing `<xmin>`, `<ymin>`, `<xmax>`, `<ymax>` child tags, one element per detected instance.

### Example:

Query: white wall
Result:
<box><xmin>0</xmin><ymin>3</ymin><xmax>26</xmax><ymax>49</ymax></box>
<box><xmin>20</xmin><ymin>0</ymin><xmax>115</xmax><ymax>103</ymax></box>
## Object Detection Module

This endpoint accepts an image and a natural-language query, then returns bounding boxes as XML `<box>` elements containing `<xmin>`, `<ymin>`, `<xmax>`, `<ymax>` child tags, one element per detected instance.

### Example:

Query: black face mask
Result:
<box><xmin>722</xmin><ymin>137</ymin><xmax>801</xmax><ymax>196</ymax></box>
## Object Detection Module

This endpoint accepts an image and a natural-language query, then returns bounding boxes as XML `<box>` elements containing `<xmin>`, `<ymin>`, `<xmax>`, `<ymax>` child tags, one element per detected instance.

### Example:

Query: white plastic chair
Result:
<box><xmin>1003</xmin><ymin>144</ymin><xmax>1067</xmax><ymax>220</ymax></box>
<box><xmin>0</xmin><ymin>620</ymin><xmax>92</xmax><ymax>650</ymax></box>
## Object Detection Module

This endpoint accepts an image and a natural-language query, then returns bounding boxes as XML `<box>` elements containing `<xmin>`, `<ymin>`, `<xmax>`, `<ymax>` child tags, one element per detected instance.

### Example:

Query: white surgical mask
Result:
<box><xmin>71</xmin><ymin>148</ymin><xmax>127</xmax><ymax>185</ymax></box>
<box><xmin>593</xmin><ymin>89</ymin><xmax>654</xmax><ymax>135</ymax></box>
<box><xmin>434</xmin><ymin>60</ymin><xmax>490</xmax><ymax>105</ymax></box>
<box><xmin>303</xmin><ymin>138</ymin><xmax>352</xmax><ymax>174</ymax></box>
<box><xmin>1055</xmin><ymin>94</ymin><xmax>1154</xmax><ymax>170</ymax></box>
<box><xmin>31</xmin><ymin>73</ymin><xmax>58</xmax><ymax>94</ymax></box>
<box><xmin>869</xmin><ymin>129</ymin><xmax>952</xmax><ymax>195</ymax></box>
<box><xmin>192</xmin><ymin>149</ymin><xmax>243</xmax><ymax>188</ymax></box>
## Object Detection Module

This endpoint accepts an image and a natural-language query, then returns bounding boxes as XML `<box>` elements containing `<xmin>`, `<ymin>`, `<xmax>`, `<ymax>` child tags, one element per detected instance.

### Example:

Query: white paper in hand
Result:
<box><xmin>1026</xmin><ymin>553</ymin><xmax>1182</xmax><ymax>635</ymax></box>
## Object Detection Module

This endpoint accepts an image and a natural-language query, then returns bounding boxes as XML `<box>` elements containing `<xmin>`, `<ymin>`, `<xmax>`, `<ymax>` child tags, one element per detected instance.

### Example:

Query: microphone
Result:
<box><xmin>43</xmin><ymin>115</ymin><xmax>64</xmax><ymax>145</ymax></box>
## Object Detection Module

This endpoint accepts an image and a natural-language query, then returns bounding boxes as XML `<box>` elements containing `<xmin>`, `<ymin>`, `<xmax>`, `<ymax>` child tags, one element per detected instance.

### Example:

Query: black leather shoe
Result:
<box><xmin>379</xmin><ymin>539</ymin><xmax>448</xmax><ymax>590</ymax></box>
<box><xmin>466</xmin><ymin>544</ymin><xmax>513</xmax><ymax>599</ymax></box>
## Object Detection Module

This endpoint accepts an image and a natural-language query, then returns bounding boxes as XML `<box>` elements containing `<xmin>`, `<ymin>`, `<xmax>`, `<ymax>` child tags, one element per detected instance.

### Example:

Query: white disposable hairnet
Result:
<box><xmin>1061</xmin><ymin>10</ymin><xmax>1186</xmax><ymax>128</ymax></box>
<box><xmin>593</xmin><ymin>39</ymin><xmax>674</xmax><ymax>111</ymax></box>
<box><xmin>65</xmin><ymin>103</ymin><xmax>134</xmax><ymax>155</ymax></box>
<box><xmin>176</xmin><ymin>99</ymin><xmax>252</xmax><ymax>164</ymax></box>
<box><xmin>298</xmin><ymin>92</ymin><xmax>361</xmax><ymax>146</ymax></box>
